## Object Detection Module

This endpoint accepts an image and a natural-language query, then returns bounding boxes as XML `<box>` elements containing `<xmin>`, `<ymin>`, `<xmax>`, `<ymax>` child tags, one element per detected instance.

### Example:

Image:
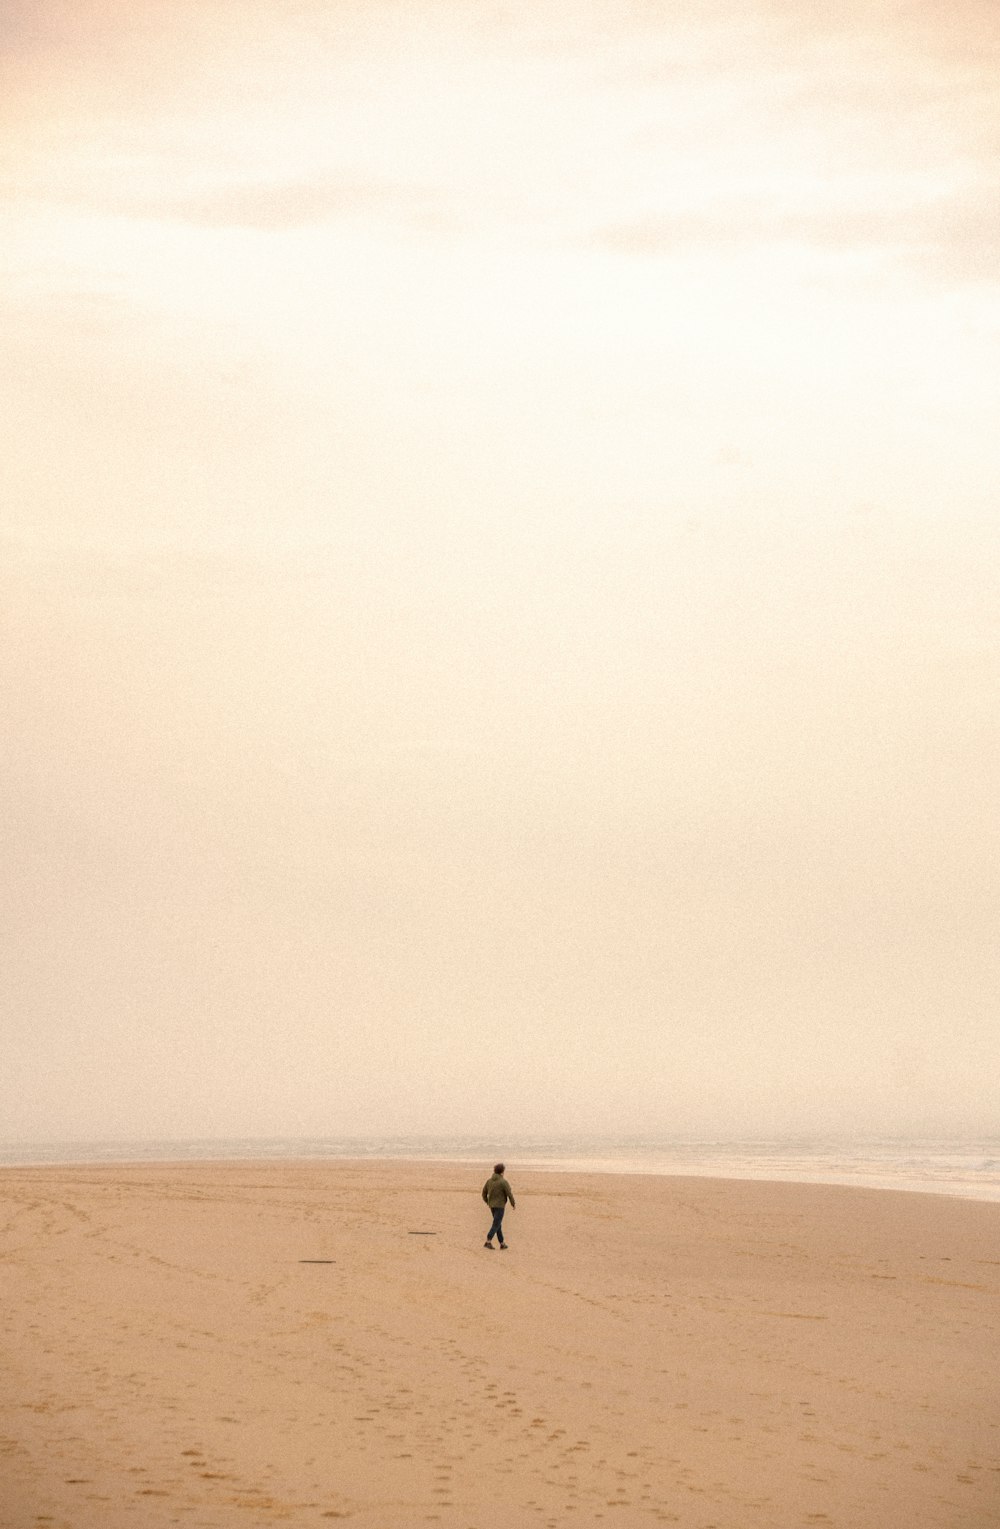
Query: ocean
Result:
<box><xmin>2</xmin><ymin>1135</ymin><xmax>999</xmax><ymax>1202</ymax></box>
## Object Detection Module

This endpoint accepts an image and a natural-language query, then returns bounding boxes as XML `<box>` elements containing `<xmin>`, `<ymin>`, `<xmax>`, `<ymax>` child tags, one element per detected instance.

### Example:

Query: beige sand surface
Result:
<box><xmin>1</xmin><ymin>1160</ymin><xmax>998</xmax><ymax>1529</ymax></box>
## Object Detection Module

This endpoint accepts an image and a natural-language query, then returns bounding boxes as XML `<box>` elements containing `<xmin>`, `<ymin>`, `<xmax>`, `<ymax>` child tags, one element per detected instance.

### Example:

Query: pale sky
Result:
<box><xmin>3</xmin><ymin>0</ymin><xmax>999</xmax><ymax>1144</ymax></box>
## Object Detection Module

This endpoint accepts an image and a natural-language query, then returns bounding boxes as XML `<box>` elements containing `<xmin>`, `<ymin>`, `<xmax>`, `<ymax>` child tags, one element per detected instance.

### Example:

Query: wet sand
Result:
<box><xmin>2</xmin><ymin>1160</ymin><xmax>998</xmax><ymax>1527</ymax></box>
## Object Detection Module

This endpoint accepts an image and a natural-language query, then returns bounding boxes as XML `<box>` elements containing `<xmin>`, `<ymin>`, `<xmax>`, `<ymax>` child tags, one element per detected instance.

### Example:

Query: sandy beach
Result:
<box><xmin>2</xmin><ymin>1161</ymin><xmax>998</xmax><ymax>1528</ymax></box>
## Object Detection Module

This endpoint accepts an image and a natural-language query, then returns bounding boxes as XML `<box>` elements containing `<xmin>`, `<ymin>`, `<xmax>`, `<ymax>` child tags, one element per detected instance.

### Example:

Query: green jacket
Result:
<box><xmin>482</xmin><ymin>1173</ymin><xmax>515</xmax><ymax>1209</ymax></box>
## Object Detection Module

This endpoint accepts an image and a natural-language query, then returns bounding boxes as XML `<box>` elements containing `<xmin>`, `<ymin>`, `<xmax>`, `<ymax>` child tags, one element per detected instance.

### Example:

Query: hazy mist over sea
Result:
<box><xmin>4</xmin><ymin>1136</ymin><xmax>1000</xmax><ymax>1204</ymax></box>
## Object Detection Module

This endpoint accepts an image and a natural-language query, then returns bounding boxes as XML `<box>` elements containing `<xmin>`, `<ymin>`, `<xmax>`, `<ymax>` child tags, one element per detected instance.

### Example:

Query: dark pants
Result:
<box><xmin>486</xmin><ymin>1204</ymin><xmax>506</xmax><ymax>1243</ymax></box>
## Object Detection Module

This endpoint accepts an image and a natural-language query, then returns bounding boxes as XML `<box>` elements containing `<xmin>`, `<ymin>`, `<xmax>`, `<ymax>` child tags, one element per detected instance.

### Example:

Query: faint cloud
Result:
<box><xmin>590</xmin><ymin>181</ymin><xmax>1000</xmax><ymax>286</ymax></box>
<box><xmin>165</xmin><ymin>175</ymin><xmax>448</xmax><ymax>233</ymax></box>
<box><xmin>4</xmin><ymin>167</ymin><xmax>451</xmax><ymax>234</ymax></box>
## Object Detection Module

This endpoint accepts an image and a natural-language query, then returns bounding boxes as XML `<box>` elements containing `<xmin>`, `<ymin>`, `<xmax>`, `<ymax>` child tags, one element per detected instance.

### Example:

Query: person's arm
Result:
<box><xmin>504</xmin><ymin>1178</ymin><xmax>515</xmax><ymax>1209</ymax></box>
<box><xmin>482</xmin><ymin>1181</ymin><xmax>490</xmax><ymax>1203</ymax></box>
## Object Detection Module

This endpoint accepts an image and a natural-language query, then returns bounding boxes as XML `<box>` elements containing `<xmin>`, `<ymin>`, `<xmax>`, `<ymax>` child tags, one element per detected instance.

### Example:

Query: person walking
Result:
<box><xmin>482</xmin><ymin>1162</ymin><xmax>515</xmax><ymax>1249</ymax></box>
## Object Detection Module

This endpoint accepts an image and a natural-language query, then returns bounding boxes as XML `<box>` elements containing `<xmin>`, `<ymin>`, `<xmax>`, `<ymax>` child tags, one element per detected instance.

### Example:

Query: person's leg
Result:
<box><xmin>486</xmin><ymin>1205</ymin><xmax>504</xmax><ymax>1244</ymax></box>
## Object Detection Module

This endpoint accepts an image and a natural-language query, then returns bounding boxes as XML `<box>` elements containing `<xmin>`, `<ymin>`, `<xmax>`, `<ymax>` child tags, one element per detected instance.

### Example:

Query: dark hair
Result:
<box><xmin>494</xmin><ymin>1162</ymin><xmax>505</xmax><ymax>1174</ymax></box>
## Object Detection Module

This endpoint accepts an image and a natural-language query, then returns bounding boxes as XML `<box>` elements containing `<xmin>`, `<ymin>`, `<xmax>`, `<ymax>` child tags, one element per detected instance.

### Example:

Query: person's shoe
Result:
<box><xmin>499</xmin><ymin>1242</ymin><xmax>508</xmax><ymax>1250</ymax></box>
<box><xmin>484</xmin><ymin>1241</ymin><xmax>494</xmax><ymax>1249</ymax></box>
